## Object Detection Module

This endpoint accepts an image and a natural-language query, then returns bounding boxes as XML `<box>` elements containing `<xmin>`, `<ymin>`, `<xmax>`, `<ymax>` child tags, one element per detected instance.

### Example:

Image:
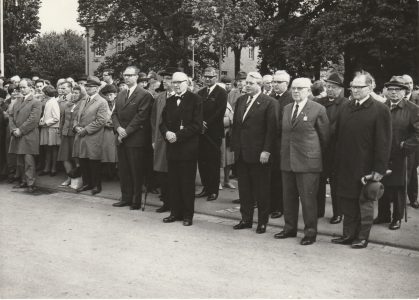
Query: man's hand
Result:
<box><xmin>371</xmin><ymin>171</ymin><xmax>383</xmax><ymax>182</ymax></box>
<box><xmin>117</xmin><ymin>126</ymin><xmax>127</xmax><ymax>138</ymax></box>
<box><xmin>78</xmin><ymin>128</ymin><xmax>88</xmax><ymax>137</ymax></box>
<box><xmin>13</xmin><ymin>128</ymin><xmax>22</xmax><ymax>137</ymax></box>
<box><xmin>260</xmin><ymin>151</ymin><xmax>270</xmax><ymax>164</ymax></box>
<box><xmin>165</xmin><ymin>131</ymin><xmax>177</xmax><ymax>143</ymax></box>
<box><xmin>118</xmin><ymin>136</ymin><xmax>123</xmax><ymax>143</ymax></box>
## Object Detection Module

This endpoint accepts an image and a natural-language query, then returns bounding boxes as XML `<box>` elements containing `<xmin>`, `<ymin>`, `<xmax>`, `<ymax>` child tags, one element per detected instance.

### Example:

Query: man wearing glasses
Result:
<box><xmin>196</xmin><ymin>67</ymin><xmax>227</xmax><ymax>202</ymax></box>
<box><xmin>275</xmin><ymin>78</ymin><xmax>329</xmax><ymax>245</ymax></box>
<box><xmin>316</xmin><ymin>73</ymin><xmax>348</xmax><ymax>224</ymax></box>
<box><xmin>269</xmin><ymin>70</ymin><xmax>293</xmax><ymax>219</ymax></box>
<box><xmin>8</xmin><ymin>79</ymin><xmax>42</xmax><ymax>193</ymax></box>
<box><xmin>111</xmin><ymin>66</ymin><xmax>154</xmax><ymax>210</ymax></box>
<box><xmin>375</xmin><ymin>76</ymin><xmax>419</xmax><ymax>230</ymax></box>
<box><xmin>102</xmin><ymin>69</ymin><xmax>117</xmax><ymax>91</ymax></box>
<box><xmin>332</xmin><ymin>73</ymin><xmax>391</xmax><ymax>248</ymax></box>
<box><xmin>160</xmin><ymin>72</ymin><xmax>203</xmax><ymax>226</ymax></box>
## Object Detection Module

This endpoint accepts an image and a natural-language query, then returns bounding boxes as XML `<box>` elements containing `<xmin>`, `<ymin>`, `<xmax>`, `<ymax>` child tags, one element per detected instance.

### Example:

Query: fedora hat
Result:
<box><xmin>384</xmin><ymin>76</ymin><xmax>409</xmax><ymax>90</ymax></box>
<box><xmin>158</xmin><ymin>67</ymin><xmax>181</xmax><ymax>77</ymax></box>
<box><xmin>360</xmin><ymin>181</ymin><xmax>385</xmax><ymax>202</ymax></box>
<box><xmin>324</xmin><ymin>73</ymin><xmax>344</xmax><ymax>87</ymax></box>
<box><xmin>85</xmin><ymin>76</ymin><xmax>101</xmax><ymax>87</ymax></box>
<box><xmin>235</xmin><ymin>71</ymin><xmax>247</xmax><ymax>80</ymax></box>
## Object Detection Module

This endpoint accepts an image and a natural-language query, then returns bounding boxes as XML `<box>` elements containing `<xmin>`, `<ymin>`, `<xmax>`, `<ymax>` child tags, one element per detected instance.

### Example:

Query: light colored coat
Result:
<box><xmin>72</xmin><ymin>94</ymin><xmax>109</xmax><ymax>160</ymax></box>
<box><xmin>40</xmin><ymin>97</ymin><xmax>60</xmax><ymax>128</ymax></box>
<box><xmin>8</xmin><ymin>94</ymin><xmax>42</xmax><ymax>155</ymax></box>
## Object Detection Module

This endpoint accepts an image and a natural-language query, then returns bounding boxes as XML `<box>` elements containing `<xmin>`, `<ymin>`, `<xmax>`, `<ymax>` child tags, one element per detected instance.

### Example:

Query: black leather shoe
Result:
<box><xmin>389</xmin><ymin>219</ymin><xmax>401</xmax><ymax>230</ymax></box>
<box><xmin>270</xmin><ymin>211</ymin><xmax>283</xmax><ymax>219</ymax></box>
<box><xmin>330</xmin><ymin>215</ymin><xmax>342</xmax><ymax>224</ymax></box>
<box><xmin>156</xmin><ymin>206</ymin><xmax>169</xmax><ymax>213</ymax></box>
<box><xmin>351</xmin><ymin>239</ymin><xmax>368</xmax><ymax>249</ymax></box>
<box><xmin>373</xmin><ymin>217</ymin><xmax>391</xmax><ymax>224</ymax></box>
<box><xmin>163</xmin><ymin>215</ymin><xmax>179</xmax><ymax>223</ymax></box>
<box><xmin>207</xmin><ymin>193</ymin><xmax>218</xmax><ymax>201</ymax></box>
<box><xmin>195</xmin><ymin>189</ymin><xmax>208</xmax><ymax>198</ymax></box>
<box><xmin>232</xmin><ymin>199</ymin><xmax>240</xmax><ymax>204</ymax></box>
<box><xmin>183</xmin><ymin>219</ymin><xmax>193</xmax><ymax>226</ymax></box>
<box><xmin>274</xmin><ymin>230</ymin><xmax>297</xmax><ymax>239</ymax></box>
<box><xmin>233</xmin><ymin>221</ymin><xmax>252</xmax><ymax>230</ymax></box>
<box><xmin>91</xmin><ymin>186</ymin><xmax>102</xmax><ymax>195</ymax></box>
<box><xmin>76</xmin><ymin>185</ymin><xmax>93</xmax><ymax>193</ymax></box>
<box><xmin>26</xmin><ymin>186</ymin><xmax>36</xmax><ymax>193</ymax></box>
<box><xmin>331</xmin><ymin>236</ymin><xmax>354</xmax><ymax>245</ymax></box>
<box><xmin>112</xmin><ymin>201</ymin><xmax>130</xmax><ymax>207</ymax></box>
<box><xmin>256</xmin><ymin>223</ymin><xmax>267</xmax><ymax>234</ymax></box>
<box><xmin>410</xmin><ymin>201</ymin><xmax>419</xmax><ymax>209</ymax></box>
<box><xmin>300</xmin><ymin>236</ymin><xmax>316</xmax><ymax>245</ymax></box>
<box><xmin>130</xmin><ymin>204</ymin><xmax>141</xmax><ymax>210</ymax></box>
<box><xmin>13</xmin><ymin>182</ymin><xmax>27</xmax><ymax>189</ymax></box>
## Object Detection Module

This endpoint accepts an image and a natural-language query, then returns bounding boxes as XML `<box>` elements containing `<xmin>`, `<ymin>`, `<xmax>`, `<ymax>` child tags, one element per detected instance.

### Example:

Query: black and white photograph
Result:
<box><xmin>0</xmin><ymin>0</ymin><xmax>419</xmax><ymax>298</ymax></box>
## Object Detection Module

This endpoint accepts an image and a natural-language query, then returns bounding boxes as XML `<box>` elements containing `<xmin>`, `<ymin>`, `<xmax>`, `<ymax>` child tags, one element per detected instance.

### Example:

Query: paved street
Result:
<box><xmin>1</xmin><ymin>184</ymin><xmax>419</xmax><ymax>298</ymax></box>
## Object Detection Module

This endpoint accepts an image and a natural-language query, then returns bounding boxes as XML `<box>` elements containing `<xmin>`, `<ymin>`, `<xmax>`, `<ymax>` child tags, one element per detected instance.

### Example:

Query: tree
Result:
<box><xmin>183</xmin><ymin>0</ymin><xmax>263</xmax><ymax>76</ymax></box>
<box><xmin>28</xmin><ymin>30</ymin><xmax>85</xmax><ymax>82</ymax></box>
<box><xmin>3</xmin><ymin>0</ymin><xmax>41</xmax><ymax>76</ymax></box>
<box><xmin>78</xmin><ymin>0</ymin><xmax>216</xmax><ymax>76</ymax></box>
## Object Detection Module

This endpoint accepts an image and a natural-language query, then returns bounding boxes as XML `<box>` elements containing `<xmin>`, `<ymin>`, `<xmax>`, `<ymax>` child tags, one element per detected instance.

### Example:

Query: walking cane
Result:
<box><xmin>404</xmin><ymin>155</ymin><xmax>408</xmax><ymax>222</ymax></box>
<box><xmin>142</xmin><ymin>180</ymin><xmax>148</xmax><ymax>212</ymax></box>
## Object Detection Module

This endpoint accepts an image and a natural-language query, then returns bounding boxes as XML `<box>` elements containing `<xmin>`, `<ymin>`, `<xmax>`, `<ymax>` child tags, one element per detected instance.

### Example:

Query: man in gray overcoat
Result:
<box><xmin>8</xmin><ymin>79</ymin><xmax>42</xmax><ymax>193</ymax></box>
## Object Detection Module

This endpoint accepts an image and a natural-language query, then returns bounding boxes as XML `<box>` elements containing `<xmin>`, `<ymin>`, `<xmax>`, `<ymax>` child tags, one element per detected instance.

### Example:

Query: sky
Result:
<box><xmin>38</xmin><ymin>0</ymin><xmax>84</xmax><ymax>34</ymax></box>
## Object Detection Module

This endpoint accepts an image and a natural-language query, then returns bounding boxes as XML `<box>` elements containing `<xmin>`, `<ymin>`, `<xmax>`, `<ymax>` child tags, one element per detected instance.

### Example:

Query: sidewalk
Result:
<box><xmin>15</xmin><ymin>172</ymin><xmax>419</xmax><ymax>251</ymax></box>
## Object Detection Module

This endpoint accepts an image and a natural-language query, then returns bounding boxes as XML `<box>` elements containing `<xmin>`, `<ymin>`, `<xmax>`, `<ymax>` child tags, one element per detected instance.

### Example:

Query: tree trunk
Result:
<box><xmin>233</xmin><ymin>46</ymin><xmax>242</xmax><ymax>77</ymax></box>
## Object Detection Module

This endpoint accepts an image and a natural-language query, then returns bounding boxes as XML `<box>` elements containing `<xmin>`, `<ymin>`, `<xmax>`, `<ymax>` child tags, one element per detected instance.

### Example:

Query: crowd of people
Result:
<box><xmin>0</xmin><ymin>66</ymin><xmax>418</xmax><ymax>249</ymax></box>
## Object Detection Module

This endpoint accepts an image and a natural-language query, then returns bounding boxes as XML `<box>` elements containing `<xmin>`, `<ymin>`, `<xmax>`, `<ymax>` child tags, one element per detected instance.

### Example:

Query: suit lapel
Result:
<box><xmin>243</xmin><ymin>94</ymin><xmax>262</xmax><ymax>122</ymax></box>
<box><xmin>122</xmin><ymin>87</ymin><xmax>139</xmax><ymax>110</ymax></box>
<box><xmin>292</xmin><ymin>100</ymin><xmax>310</xmax><ymax>128</ymax></box>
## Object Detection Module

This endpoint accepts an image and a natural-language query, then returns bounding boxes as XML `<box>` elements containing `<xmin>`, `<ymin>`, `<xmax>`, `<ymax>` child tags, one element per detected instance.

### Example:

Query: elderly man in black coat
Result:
<box><xmin>374</xmin><ymin>76</ymin><xmax>419</xmax><ymax>230</ymax></box>
<box><xmin>316</xmin><ymin>73</ymin><xmax>348</xmax><ymax>224</ymax></box>
<box><xmin>332</xmin><ymin>73</ymin><xmax>392</xmax><ymax>248</ymax></box>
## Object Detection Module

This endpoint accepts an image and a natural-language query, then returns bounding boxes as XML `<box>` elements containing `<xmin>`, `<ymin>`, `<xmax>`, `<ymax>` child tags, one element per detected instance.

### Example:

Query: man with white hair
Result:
<box><xmin>160</xmin><ymin>72</ymin><xmax>203</xmax><ymax>226</ymax></box>
<box><xmin>231</xmin><ymin>71</ymin><xmax>276</xmax><ymax>234</ymax></box>
<box><xmin>275</xmin><ymin>78</ymin><xmax>329</xmax><ymax>245</ymax></box>
<box><xmin>269</xmin><ymin>70</ymin><xmax>293</xmax><ymax>219</ymax></box>
<box><xmin>262</xmin><ymin>74</ymin><xmax>273</xmax><ymax>95</ymax></box>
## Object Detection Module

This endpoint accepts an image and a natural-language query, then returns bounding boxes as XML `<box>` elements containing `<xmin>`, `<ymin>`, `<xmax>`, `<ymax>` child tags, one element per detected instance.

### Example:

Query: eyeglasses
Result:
<box><xmin>325</xmin><ymin>85</ymin><xmax>340</xmax><ymax>89</ymax></box>
<box><xmin>123</xmin><ymin>74</ymin><xmax>137</xmax><ymax>77</ymax></box>
<box><xmin>291</xmin><ymin>87</ymin><xmax>308</xmax><ymax>91</ymax></box>
<box><xmin>387</xmin><ymin>87</ymin><xmax>403</xmax><ymax>92</ymax></box>
<box><xmin>273</xmin><ymin>81</ymin><xmax>287</xmax><ymax>84</ymax></box>
<box><xmin>172</xmin><ymin>80</ymin><xmax>187</xmax><ymax>85</ymax></box>
<box><xmin>204</xmin><ymin>75</ymin><xmax>216</xmax><ymax>79</ymax></box>
<box><xmin>350</xmin><ymin>85</ymin><xmax>369</xmax><ymax>90</ymax></box>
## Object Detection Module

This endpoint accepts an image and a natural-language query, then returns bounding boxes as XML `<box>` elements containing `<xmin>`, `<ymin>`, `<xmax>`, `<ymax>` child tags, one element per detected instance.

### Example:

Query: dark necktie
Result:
<box><xmin>63</xmin><ymin>95</ymin><xmax>67</xmax><ymax>101</ymax></box>
<box><xmin>126</xmin><ymin>90</ymin><xmax>130</xmax><ymax>103</ymax></box>
<box><xmin>355</xmin><ymin>101</ymin><xmax>360</xmax><ymax>107</ymax></box>
<box><xmin>292</xmin><ymin>103</ymin><xmax>299</xmax><ymax>123</ymax></box>
<box><xmin>175</xmin><ymin>95</ymin><xmax>182</xmax><ymax>106</ymax></box>
<box><xmin>390</xmin><ymin>103</ymin><xmax>397</xmax><ymax>111</ymax></box>
<box><xmin>245</xmin><ymin>96</ymin><xmax>252</xmax><ymax>109</ymax></box>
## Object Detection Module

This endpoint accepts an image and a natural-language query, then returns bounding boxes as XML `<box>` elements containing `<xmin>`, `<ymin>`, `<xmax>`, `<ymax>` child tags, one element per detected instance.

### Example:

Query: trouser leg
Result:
<box><xmin>282</xmin><ymin>171</ymin><xmax>299</xmax><ymax>234</ymax></box>
<box><xmin>340</xmin><ymin>196</ymin><xmax>360</xmax><ymax>239</ymax></box>
<box><xmin>296</xmin><ymin>172</ymin><xmax>319</xmax><ymax>238</ymax></box>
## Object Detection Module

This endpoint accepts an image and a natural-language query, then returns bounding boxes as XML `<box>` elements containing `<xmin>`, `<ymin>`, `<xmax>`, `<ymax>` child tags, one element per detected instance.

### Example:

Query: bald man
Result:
<box><xmin>275</xmin><ymin>78</ymin><xmax>330</xmax><ymax>245</ymax></box>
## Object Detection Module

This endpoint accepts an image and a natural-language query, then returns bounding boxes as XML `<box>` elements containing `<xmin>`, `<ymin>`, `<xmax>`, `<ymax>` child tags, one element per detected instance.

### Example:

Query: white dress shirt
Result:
<box><xmin>291</xmin><ymin>97</ymin><xmax>308</xmax><ymax>120</ymax></box>
<box><xmin>243</xmin><ymin>92</ymin><xmax>261</xmax><ymax>120</ymax></box>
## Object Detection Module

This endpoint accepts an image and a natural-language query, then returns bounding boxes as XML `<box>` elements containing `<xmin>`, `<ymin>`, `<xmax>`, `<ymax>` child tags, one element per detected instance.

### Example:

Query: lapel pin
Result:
<box><xmin>303</xmin><ymin>115</ymin><xmax>308</xmax><ymax>121</ymax></box>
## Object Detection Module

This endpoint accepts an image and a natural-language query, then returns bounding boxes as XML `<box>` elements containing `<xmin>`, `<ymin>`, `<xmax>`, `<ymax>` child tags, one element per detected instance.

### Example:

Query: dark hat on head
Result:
<box><xmin>147</xmin><ymin>71</ymin><xmax>158</xmax><ymax>80</ymax></box>
<box><xmin>221</xmin><ymin>76</ymin><xmax>232</xmax><ymax>84</ymax></box>
<box><xmin>235</xmin><ymin>71</ymin><xmax>247</xmax><ymax>80</ymax></box>
<box><xmin>77</xmin><ymin>74</ymin><xmax>88</xmax><ymax>82</ymax></box>
<box><xmin>85</xmin><ymin>76</ymin><xmax>101</xmax><ymax>87</ymax></box>
<box><xmin>324</xmin><ymin>73</ymin><xmax>344</xmax><ymax>87</ymax></box>
<box><xmin>384</xmin><ymin>76</ymin><xmax>409</xmax><ymax>90</ymax></box>
<box><xmin>138</xmin><ymin>72</ymin><xmax>149</xmax><ymax>82</ymax></box>
<box><xmin>158</xmin><ymin>67</ymin><xmax>180</xmax><ymax>77</ymax></box>
<box><xmin>101</xmin><ymin>84</ymin><xmax>117</xmax><ymax>95</ymax></box>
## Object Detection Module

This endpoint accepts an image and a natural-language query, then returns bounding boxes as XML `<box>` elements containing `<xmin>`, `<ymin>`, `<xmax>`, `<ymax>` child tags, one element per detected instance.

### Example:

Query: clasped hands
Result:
<box><xmin>75</xmin><ymin>126</ymin><xmax>88</xmax><ymax>137</ymax></box>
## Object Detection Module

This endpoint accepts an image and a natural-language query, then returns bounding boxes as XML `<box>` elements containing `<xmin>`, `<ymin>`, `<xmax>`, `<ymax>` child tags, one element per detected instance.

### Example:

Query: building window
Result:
<box><xmin>94</xmin><ymin>47</ymin><xmax>105</xmax><ymax>57</ymax></box>
<box><xmin>117</xmin><ymin>41</ymin><xmax>125</xmax><ymax>53</ymax></box>
<box><xmin>221</xmin><ymin>71</ymin><xmax>227</xmax><ymax>76</ymax></box>
<box><xmin>249</xmin><ymin>47</ymin><xmax>255</xmax><ymax>60</ymax></box>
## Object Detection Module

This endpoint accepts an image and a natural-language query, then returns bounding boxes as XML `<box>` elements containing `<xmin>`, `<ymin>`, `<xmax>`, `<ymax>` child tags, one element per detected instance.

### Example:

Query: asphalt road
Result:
<box><xmin>1</xmin><ymin>184</ymin><xmax>418</xmax><ymax>298</ymax></box>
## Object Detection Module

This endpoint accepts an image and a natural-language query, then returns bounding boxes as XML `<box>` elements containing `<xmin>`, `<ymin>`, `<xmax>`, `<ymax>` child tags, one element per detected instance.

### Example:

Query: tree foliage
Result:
<box><xmin>28</xmin><ymin>30</ymin><xmax>85</xmax><ymax>82</ymax></box>
<box><xmin>3</xmin><ymin>0</ymin><xmax>41</xmax><ymax>76</ymax></box>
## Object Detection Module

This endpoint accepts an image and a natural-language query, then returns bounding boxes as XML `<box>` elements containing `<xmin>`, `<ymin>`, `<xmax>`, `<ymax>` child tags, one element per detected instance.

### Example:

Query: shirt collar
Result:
<box><xmin>356</xmin><ymin>95</ymin><xmax>370</xmax><ymax>105</ymax></box>
<box><xmin>294</xmin><ymin>97</ymin><xmax>308</xmax><ymax>108</ymax></box>
<box><xmin>129</xmin><ymin>84</ymin><xmax>137</xmax><ymax>95</ymax></box>
<box><xmin>208</xmin><ymin>84</ymin><xmax>216</xmax><ymax>95</ymax></box>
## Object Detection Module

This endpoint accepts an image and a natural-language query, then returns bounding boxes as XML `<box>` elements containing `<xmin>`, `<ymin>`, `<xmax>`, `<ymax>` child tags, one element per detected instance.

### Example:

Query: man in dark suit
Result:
<box><xmin>332</xmin><ymin>73</ymin><xmax>391</xmax><ymax>248</ymax></box>
<box><xmin>316</xmin><ymin>73</ymin><xmax>348</xmax><ymax>224</ymax></box>
<box><xmin>160</xmin><ymin>72</ymin><xmax>203</xmax><ymax>226</ymax></box>
<box><xmin>231</xmin><ymin>72</ymin><xmax>276</xmax><ymax>234</ymax></box>
<box><xmin>269</xmin><ymin>71</ymin><xmax>293</xmax><ymax>219</ymax></box>
<box><xmin>196</xmin><ymin>67</ymin><xmax>227</xmax><ymax>201</ymax></box>
<box><xmin>375</xmin><ymin>76</ymin><xmax>419</xmax><ymax>230</ymax></box>
<box><xmin>402</xmin><ymin>74</ymin><xmax>419</xmax><ymax>209</ymax></box>
<box><xmin>111</xmin><ymin>66</ymin><xmax>154</xmax><ymax>210</ymax></box>
<box><xmin>274</xmin><ymin>78</ymin><xmax>329</xmax><ymax>245</ymax></box>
